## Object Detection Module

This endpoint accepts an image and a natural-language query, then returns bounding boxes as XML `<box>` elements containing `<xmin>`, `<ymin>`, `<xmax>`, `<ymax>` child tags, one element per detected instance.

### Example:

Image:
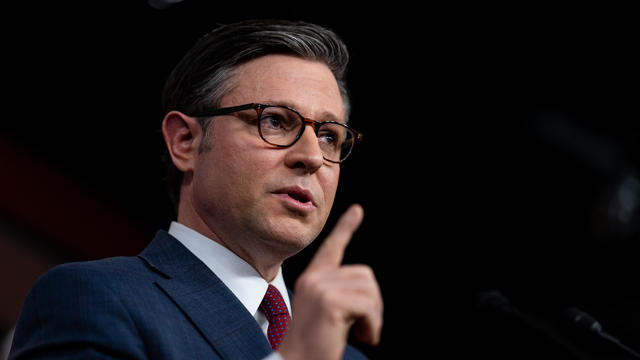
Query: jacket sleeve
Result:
<box><xmin>9</xmin><ymin>263</ymin><xmax>146</xmax><ymax>359</ymax></box>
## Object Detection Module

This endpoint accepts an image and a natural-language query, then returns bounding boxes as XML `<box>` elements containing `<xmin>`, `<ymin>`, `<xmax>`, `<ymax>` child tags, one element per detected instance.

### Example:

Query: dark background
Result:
<box><xmin>1</xmin><ymin>1</ymin><xmax>638</xmax><ymax>358</ymax></box>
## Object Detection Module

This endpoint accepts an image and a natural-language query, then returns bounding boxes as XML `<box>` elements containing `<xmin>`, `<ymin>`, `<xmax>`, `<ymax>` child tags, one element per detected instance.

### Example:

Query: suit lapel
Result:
<box><xmin>139</xmin><ymin>231</ymin><xmax>272</xmax><ymax>359</ymax></box>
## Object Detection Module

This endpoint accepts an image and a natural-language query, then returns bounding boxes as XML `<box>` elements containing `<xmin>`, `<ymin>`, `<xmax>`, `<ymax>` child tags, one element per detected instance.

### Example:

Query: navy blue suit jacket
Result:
<box><xmin>9</xmin><ymin>231</ymin><xmax>367</xmax><ymax>359</ymax></box>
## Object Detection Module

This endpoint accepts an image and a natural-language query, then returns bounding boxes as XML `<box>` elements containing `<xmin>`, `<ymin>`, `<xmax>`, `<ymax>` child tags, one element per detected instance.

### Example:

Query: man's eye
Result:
<box><xmin>263</xmin><ymin>115</ymin><xmax>283</xmax><ymax>129</ymax></box>
<box><xmin>262</xmin><ymin>112</ymin><xmax>299</xmax><ymax>131</ymax></box>
<box><xmin>318</xmin><ymin>129</ymin><xmax>340</xmax><ymax>146</ymax></box>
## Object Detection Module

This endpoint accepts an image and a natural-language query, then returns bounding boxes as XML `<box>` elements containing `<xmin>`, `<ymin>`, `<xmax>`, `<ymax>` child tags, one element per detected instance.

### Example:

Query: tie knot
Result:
<box><xmin>260</xmin><ymin>284</ymin><xmax>289</xmax><ymax>320</ymax></box>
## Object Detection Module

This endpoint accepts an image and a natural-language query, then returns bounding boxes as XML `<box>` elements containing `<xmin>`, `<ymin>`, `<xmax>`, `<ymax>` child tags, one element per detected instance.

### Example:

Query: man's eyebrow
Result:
<box><xmin>316</xmin><ymin>111</ymin><xmax>343</xmax><ymax>123</ymax></box>
<box><xmin>263</xmin><ymin>100</ymin><xmax>344</xmax><ymax>123</ymax></box>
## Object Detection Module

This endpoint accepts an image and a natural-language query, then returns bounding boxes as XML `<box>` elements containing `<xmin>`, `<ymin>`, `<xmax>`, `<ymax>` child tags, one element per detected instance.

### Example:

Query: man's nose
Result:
<box><xmin>283</xmin><ymin>126</ymin><xmax>324</xmax><ymax>172</ymax></box>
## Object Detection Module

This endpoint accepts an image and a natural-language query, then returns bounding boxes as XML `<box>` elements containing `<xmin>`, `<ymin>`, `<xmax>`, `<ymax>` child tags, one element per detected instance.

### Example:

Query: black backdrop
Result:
<box><xmin>2</xmin><ymin>1</ymin><xmax>639</xmax><ymax>358</ymax></box>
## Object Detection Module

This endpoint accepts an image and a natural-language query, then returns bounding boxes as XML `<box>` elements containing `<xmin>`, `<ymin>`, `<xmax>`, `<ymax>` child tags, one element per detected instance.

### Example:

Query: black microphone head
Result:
<box><xmin>564</xmin><ymin>307</ymin><xmax>603</xmax><ymax>333</ymax></box>
<box><xmin>476</xmin><ymin>290</ymin><xmax>512</xmax><ymax>314</ymax></box>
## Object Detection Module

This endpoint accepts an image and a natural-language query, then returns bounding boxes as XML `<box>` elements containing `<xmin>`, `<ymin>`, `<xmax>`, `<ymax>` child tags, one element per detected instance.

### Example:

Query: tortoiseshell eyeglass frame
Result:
<box><xmin>188</xmin><ymin>103</ymin><xmax>363</xmax><ymax>163</ymax></box>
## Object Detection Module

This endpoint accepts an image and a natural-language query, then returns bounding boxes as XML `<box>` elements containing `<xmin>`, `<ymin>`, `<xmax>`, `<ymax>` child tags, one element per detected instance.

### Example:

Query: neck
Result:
<box><xmin>177</xmin><ymin>198</ymin><xmax>283</xmax><ymax>282</ymax></box>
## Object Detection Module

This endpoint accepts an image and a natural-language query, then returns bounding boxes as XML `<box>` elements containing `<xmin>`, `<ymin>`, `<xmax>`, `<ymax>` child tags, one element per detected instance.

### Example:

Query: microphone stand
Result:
<box><xmin>565</xmin><ymin>307</ymin><xmax>640</xmax><ymax>359</ymax></box>
<box><xmin>477</xmin><ymin>291</ymin><xmax>591</xmax><ymax>360</ymax></box>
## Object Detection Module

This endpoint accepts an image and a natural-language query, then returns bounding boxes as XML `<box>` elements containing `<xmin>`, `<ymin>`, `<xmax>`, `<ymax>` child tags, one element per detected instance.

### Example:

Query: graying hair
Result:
<box><xmin>162</xmin><ymin>19</ymin><xmax>351</xmax><ymax>210</ymax></box>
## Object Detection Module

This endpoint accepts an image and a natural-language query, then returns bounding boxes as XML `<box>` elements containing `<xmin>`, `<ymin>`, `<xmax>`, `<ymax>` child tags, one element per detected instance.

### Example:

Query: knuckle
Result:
<box><xmin>359</xmin><ymin>265</ymin><xmax>376</xmax><ymax>280</ymax></box>
<box><xmin>318</xmin><ymin>288</ymin><xmax>335</xmax><ymax>307</ymax></box>
<box><xmin>348</xmin><ymin>264</ymin><xmax>376</xmax><ymax>281</ymax></box>
<box><xmin>294</xmin><ymin>273</ymin><xmax>316</xmax><ymax>293</ymax></box>
<box><xmin>295</xmin><ymin>271</ymin><xmax>330</xmax><ymax>297</ymax></box>
<box><xmin>365</xmin><ymin>295</ymin><xmax>381</xmax><ymax>313</ymax></box>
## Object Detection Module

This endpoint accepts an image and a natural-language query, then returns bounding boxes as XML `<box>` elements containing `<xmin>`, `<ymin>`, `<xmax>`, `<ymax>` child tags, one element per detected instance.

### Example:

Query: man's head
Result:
<box><xmin>161</xmin><ymin>20</ymin><xmax>353</xmax><ymax>274</ymax></box>
<box><xmin>162</xmin><ymin>19</ymin><xmax>350</xmax><ymax>208</ymax></box>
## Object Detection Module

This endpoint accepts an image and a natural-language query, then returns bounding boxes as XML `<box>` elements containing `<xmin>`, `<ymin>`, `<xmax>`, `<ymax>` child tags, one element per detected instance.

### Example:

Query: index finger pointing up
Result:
<box><xmin>307</xmin><ymin>204</ymin><xmax>364</xmax><ymax>271</ymax></box>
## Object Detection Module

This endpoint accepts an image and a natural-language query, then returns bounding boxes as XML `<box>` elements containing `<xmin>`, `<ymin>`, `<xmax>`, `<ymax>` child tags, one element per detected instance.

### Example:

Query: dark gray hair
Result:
<box><xmin>162</xmin><ymin>19</ymin><xmax>350</xmax><ymax>210</ymax></box>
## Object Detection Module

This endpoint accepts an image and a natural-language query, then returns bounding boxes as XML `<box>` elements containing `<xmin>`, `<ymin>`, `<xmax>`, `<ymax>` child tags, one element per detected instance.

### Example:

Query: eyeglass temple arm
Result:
<box><xmin>189</xmin><ymin>103</ymin><xmax>259</xmax><ymax>117</ymax></box>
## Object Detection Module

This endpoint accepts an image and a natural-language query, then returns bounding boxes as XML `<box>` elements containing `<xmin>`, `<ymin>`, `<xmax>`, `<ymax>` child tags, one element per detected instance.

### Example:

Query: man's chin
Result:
<box><xmin>263</xmin><ymin>219</ymin><xmax>320</xmax><ymax>254</ymax></box>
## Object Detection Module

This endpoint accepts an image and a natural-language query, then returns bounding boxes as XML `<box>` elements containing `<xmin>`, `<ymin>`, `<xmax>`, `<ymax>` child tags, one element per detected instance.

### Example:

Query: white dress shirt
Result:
<box><xmin>168</xmin><ymin>221</ymin><xmax>292</xmax><ymax>342</ymax></box>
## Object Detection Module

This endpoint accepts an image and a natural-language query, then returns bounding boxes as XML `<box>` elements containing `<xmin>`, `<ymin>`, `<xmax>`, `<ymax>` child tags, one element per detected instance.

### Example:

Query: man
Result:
<box><xmin>9</xmin><ymin>19</ymin><xmax>383</xmax><ymax>359</ymax></box>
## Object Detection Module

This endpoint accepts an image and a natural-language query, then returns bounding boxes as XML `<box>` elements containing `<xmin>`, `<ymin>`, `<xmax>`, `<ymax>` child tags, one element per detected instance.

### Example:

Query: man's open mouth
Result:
<box><xmin>273</xmin><ymin>186</ymin><xmax>315</xmax><ymax>206</ymax></box>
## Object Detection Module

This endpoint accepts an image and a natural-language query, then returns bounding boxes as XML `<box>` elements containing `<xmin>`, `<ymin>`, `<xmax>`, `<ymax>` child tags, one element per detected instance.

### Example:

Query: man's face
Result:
<box><xmin>190</xmin><ymin>54</ymin><xmax>344</xmax><ymax>259</ymax></box>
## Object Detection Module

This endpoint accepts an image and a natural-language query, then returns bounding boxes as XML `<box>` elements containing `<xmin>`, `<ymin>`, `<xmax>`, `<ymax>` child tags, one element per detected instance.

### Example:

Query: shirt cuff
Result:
<box><xmin>263</xmin><ymin>351</ymin><xmax>284</xmax><ymax>360</ymax></box>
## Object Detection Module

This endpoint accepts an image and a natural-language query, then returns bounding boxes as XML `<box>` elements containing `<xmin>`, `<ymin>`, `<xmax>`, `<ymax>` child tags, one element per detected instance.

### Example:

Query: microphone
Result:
<box><xmin>476</xmin><ymin>290</ymin><xmax>512</xmax><ymax>314</ymax></box>
<box><xmin>476</xmin><ymin>291</ymin><xmax>590</xmax><ymax>359</ymax></box>
<box><xmin>148</xmin><ymin>0</ymin><xmax>184</xmax><ymax>9</ymax></box>
<box><xmin>565</xmin><ymin>307</ymin><xmax>640</xmax><ymax>359</ymax></box>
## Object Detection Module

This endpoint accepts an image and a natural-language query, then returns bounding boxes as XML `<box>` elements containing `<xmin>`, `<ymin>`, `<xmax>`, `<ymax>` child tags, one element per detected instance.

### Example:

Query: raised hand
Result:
<box><xmin>279</xmin><ymin>204</ymin><xmax>383</xmax><ymax>360</ymax></box>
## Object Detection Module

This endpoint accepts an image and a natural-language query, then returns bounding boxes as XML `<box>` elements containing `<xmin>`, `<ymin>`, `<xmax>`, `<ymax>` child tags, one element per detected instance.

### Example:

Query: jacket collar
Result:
<box><xmin>138</xmin><ymin>230</ymin><xmax>273</xmax><ymax>359</ymax></box>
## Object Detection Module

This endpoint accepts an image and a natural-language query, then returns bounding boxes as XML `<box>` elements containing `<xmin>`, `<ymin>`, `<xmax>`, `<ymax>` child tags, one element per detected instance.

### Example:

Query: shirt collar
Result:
<box><xmin>168</xmin><ymin>221</ymin><xmax>291</xmax><ymax>317</ymax></box>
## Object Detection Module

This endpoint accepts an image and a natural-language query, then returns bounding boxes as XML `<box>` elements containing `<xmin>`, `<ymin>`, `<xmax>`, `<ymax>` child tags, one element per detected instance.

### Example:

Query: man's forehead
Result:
<box><xmin>225</xmin><ymin>56</ymin><xmax>345</xmax><ymax>122</ymax></box>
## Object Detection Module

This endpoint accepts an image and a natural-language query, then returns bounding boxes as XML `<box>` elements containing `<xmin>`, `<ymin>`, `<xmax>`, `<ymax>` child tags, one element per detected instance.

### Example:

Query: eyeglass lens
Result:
<box><xmin>258</xmin><ymin>106</ymin><xmax>355</xmax><ymax>162</ymax></box>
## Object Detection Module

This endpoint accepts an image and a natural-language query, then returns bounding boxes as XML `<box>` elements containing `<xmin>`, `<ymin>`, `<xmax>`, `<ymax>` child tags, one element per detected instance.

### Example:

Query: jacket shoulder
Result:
<box><xmin>37</xmin><ymin>256</ymin><xmax>154</xmax><ymax>292</ymax></box>
<box><xmin>344</xmin><ymin>344</ymin><xmax>369</xmax><ymax>360</ymax></box>
<box><xmin>10</xmin><ymin>257</ymin><xmax>151</xmax><ymax>359</ymax></box>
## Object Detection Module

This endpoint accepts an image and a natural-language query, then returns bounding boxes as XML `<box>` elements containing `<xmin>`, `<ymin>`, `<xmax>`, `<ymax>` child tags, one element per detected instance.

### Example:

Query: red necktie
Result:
<box><xmin>259</xmin><ymin>284</ymin><xmax>291</xmax><ymax>350</ymax></box>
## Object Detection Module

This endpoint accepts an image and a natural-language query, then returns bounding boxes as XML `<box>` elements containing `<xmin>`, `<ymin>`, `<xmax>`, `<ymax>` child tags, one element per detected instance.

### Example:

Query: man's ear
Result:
<box><xmin>161</xmin><ymin>111</ymin><xmax>203</xmax><ymax>173</ymax></box>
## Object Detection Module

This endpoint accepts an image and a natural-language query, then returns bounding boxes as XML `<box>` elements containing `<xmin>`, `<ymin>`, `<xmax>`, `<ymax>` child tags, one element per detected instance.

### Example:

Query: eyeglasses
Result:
<box><xmin>188</xmin><ymin>103</ymin><xmax>363</xmax><ymax>163</ymax></box>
